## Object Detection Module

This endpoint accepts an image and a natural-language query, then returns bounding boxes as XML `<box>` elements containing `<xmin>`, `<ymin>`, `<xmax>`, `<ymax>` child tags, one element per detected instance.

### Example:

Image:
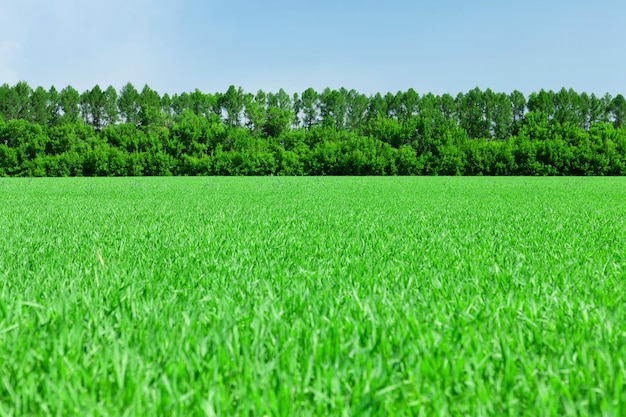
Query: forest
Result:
<box><xmin>1</xmin><ymin>82</ymin><xmax>625</xmax><ymax>176</ymax></box>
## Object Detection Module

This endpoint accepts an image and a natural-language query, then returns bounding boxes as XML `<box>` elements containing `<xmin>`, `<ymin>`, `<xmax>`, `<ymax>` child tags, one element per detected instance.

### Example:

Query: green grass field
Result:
<box><xmin>1</xmin><ymin>177</ymin><xmax>625</xmax><ymax>416</ymax></box>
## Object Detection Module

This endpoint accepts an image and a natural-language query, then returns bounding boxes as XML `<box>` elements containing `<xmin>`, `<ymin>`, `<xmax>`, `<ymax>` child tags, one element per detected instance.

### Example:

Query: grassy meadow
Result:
<box><xmin>0</xmin><ymin>176</ymin><xmax>625</xmax><ymax>416</ymax></box>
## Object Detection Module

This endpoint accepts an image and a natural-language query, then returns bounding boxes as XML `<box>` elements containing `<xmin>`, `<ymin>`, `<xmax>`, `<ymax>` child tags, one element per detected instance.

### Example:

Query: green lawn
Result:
<box><xmin>1</xmin><ymin>177</ymin><xmax>625</xmax><ymax>416</ymax></box>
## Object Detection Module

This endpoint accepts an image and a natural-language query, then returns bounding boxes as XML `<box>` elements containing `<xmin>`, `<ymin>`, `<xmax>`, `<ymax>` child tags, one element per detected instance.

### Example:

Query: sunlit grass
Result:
<box><xmin>1</xmin><ymin>177</ymin><xmax>625</xmax><ymax>416</ymax></box>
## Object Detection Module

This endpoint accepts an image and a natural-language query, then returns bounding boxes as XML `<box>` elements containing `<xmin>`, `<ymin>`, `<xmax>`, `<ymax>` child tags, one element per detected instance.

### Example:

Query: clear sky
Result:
<box><xmin>1</xmin><ymin>0</ymin><xmax>624</xmax><ymax>96</ymax></box>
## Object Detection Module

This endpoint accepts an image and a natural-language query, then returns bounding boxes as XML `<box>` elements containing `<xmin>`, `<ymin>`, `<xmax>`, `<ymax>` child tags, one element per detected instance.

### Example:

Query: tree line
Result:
<box><xmin>1</xmin><ymin>82</ymin><xmax>625</xmax><ymax>176</ymax></box>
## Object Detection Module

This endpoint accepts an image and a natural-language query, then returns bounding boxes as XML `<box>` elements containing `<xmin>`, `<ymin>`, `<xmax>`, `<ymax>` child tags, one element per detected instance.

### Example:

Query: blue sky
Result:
<box><xmin>1</xmin><ymin>0</ymin><xmax>624</xmax><ymax>96</ymax></box>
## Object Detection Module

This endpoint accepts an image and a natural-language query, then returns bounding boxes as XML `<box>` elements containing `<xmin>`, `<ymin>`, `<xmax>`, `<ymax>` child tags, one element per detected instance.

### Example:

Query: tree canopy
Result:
<box><xmin>0</xmin><ymin>82</ymin><xmax>625</xmax><ymax>176</ymax></box>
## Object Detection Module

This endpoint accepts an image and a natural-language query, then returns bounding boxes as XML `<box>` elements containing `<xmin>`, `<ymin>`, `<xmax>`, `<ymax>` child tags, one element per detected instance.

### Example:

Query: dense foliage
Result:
<box><xmin>1</xmin><ymin>177</ymin><xmax>625</xmax><ymax>415</ymax></box>
<box><xmin>1</xmin><ymin>82</ymin><xmax>626</xmax><ymax>176</ymax></box>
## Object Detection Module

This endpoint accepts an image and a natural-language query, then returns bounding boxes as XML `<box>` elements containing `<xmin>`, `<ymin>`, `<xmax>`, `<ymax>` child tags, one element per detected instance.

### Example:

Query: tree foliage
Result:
<box><xmin>0</xmin><ymin>82</ymin><xmax>625</xmax><ymax>176</ymax></box>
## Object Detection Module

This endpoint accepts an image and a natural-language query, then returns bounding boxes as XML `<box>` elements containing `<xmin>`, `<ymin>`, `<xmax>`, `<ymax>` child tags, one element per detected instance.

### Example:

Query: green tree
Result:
<box><xmin>527</xmin><ymin>89</ymin><xmax>554</xmax><ymax>117</ymax></box>
<box><xmin>13</xmin><ymin>81</ymin><xmax>33</xmax><ymax>120</ymax></box>
<box><xmin>367</xmin><ymin>93</ymin><xmax>388</xmax><ymax>121</ymax></box>
<box><xmin>103</xmin><ymin>86</ymin><xmax>119</xmax><ymax>126</ymax></box>
<box><xmin>345</xmin><ymin>89</ymin><xmax>369</xmax><ymax>132</ymax></box>
<box><xmin>60</xmin><ymin>86</ymin><xmax>81</xmax><ymax>123</ymax></box>
<box><xmin>261</xmin><ymin>90</ymin><xmax>293</xmax><ymax>138</ymax></box>
<box><xmin>244</xmin><ymin>90</ymin><xmax>267</xmax><ymax>136</ymax></box>
<box><xmin>458</xmin><ymin>88</ymin><xmax>487</xmax><ymax>139</ymax></box>
<box><xmin>118</xmin><ymin>82</ymin><xmax>140</xmax><ymax>125</ymax></box>
<box><xmin>47</xmin><ymin>122</ymin><xmax>93</xmax><ymax>155</ymax></box>
<box><xmin>220</xmin><ymin>85</ymin><xmax>244</xmax><ymax>127</ymax></box>
<box><xmin>0</xmin><ymin>84</ymin><xmax>18</xmax><ymax>121</ymax></box>
<box><xmin>509</xmin><ymin>90</ymin><xmax>526</xmax><ymax>136</ymax></box>
<box><xmin>577</xmin><ymin>92</ymin><xmax>591</xmax><ymax>130</ymax></box>
<box><xmin>161</xmin><ymin>93</ymin><xmax>173</xmax><ymax>120</ymax></box>
<box><xmin>292</xmin><ymin>92</ymin><xmax>301</xmax><ymax>129</ymax></box>
<box><xmin>138</xmin><ymin>84</ymin><xmax>161</xmax><ymax>128</ymax></box>
<box><xmin>384</xmin><ymin>91</ymin><xmax>403</xmax><ymax>119</ymax></box>
<box><xmin>492</xmin><ymin>92</ymin><xmax>512</xmax><ymax>140</ymax></box>
<box><xmin>171</xmin><ymin>92</ymin><xmax>192</xmax><ymax>116</ymax></box>
<box><xmin>437</xmin><ymin>93</ymin><xmax>456</xmax><ymax>122</ymax></box>
<box><xmin>85</xmin><ymin>85</ymin><xmax>106</xmax><ymax>130</ymax></box>
<box><xmin>171</xmin><ymin>111</ymin><xmax>210</xmax><ymax>157</ymax></box>
<box><xmin>519</xmin><ymin>111</ymin><xmax>550</xmax><ymax>141</ymax></box>
<box><xmin>365</xmin><ymin>116</ymin><xmax>405</xmax><ymax>148</ymax></box>
<box><xmin>395</xmin><ymin>144</ymin><xmax>421</xmax><ymax>175</ymax></box>
<box><xmin>552</xmin><ymin>88</ymin><xmax>578</xmax><ymax>126</ymax></box>
<box><xmin>319</xmin><ymin>88</ymin><xmax>346</xmax><ymax>130</ymax></box>
<box><xmin>30</xmin><ymin>86</ymin><xmax>49</xmax><ymax>126</ymax></box>
<box><xmin>588</xmin><ymin>93</ymin><xmax>606</xmax><ymax>126</ymax></box>
<box><xmin>609</xmin><ymin>94</ymin><xmax>626</xmax><ymax>128</ymax></box>
<box><xmin>194</xmin><ymin>90</ymin><xmax>218</xmax><ymax>118</ymax></box>
<box><xmin>48</xmin><ymin>86</ymin><xmax>62</xmax><ymax>126</ymax></box>
<box><xmin>300</xmin><ymin>88</ymin><xmax>319</xmax><ymax>130</ymax></box>
<box><xmin>401</xmin><ymin>89</ymin><xmax>420</xmax><ymax>122</ymax></box>
<box><xmin>1</xmin><ymin>119</ymin><xmax>48</xmax><ymax>161</ymax></box>
<box><xmin>0</xmin><ymin>144</ymin><xmax>19</xmax><ymax>176</ymax></box>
